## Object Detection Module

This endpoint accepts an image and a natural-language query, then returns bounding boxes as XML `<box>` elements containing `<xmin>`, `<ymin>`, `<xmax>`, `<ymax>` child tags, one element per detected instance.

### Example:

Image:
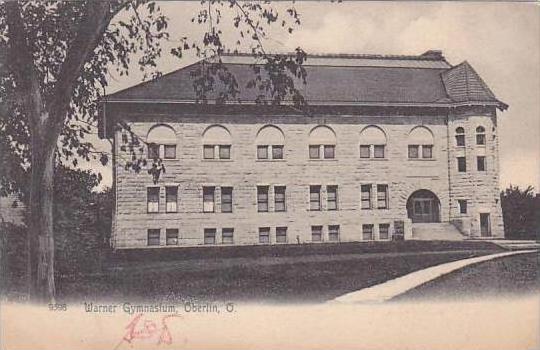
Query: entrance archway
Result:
<box><xmin>407</xmin><ymin>190</ymin><xmax>441</xmax><ymax>223</ymax></box>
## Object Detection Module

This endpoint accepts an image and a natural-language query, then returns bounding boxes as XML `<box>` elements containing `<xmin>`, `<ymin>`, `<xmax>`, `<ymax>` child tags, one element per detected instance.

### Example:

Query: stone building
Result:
<box><xmin>98</xmin><ymin>51</ymin><xmax>507</xmax><ymax>249</ymax></box>
<box><xmin>0</xmin><ymin>193</ymin><xmax>25</xmax><ymax>226</ymax></box>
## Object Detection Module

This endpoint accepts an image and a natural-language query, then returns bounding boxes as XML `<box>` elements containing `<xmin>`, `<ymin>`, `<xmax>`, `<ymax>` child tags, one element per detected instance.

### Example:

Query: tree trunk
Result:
<box><xmin>27</xmin><ymin>128</ymin><xmax>57</xmax><ymax>303</ymax></box>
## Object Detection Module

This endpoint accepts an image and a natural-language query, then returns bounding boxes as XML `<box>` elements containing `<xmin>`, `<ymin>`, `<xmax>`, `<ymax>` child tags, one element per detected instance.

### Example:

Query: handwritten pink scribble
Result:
<box><xmin>115</xmin><ymin>313</ymin><xmax>180</xmax><ymax>349</ymax></box>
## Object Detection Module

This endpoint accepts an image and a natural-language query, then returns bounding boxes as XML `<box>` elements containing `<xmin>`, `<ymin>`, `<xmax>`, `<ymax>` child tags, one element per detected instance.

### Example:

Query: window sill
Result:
<box><xmin>359</xmin><ymin>158</ymin><xmax>388</xmax><ymax>161</ymax></box>
<box><xmin>308</xmin><ymin>159</ymin><xmax>338</xmax><ymax>162</ymax></box>
<box><xmin>256</xmin><ymin>159</ymin><xmax>286</xmax><ymax>162</ymax></box>
<box><xmin>408</xmin><ymin>158</ymin><xmax>437</xmax><ymax>161</ymax></box>
<box><xmin>202</xmin><ymin>159</ymin><xmax>233</xmax><ymax>162</ymax></box>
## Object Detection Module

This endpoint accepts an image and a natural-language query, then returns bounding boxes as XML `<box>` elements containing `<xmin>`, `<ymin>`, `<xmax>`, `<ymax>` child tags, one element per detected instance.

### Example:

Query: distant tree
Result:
<box><xmin>53</xmin><ymin>167</ymin><xmax>112</xmax><ymax>275</ymax></box>
<box><xmin>1</xmin><ymin>1</ymin><xmax>306</xmax><ymax>301</ymax></box>
<box><xmin>500</xmin><ymin>185</ymin><xmax>540</xmax><ymax>240</ymax></box>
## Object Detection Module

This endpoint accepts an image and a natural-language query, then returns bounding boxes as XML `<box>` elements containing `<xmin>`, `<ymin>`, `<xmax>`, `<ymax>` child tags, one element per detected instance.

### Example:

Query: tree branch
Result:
<box><xmin>232</xmin><ymin>1</ymin><xmax>267</xmax><ymax>56</ymax></box>
<box><xmin>5</xmin><ymin>2</ymin><xmax>45</xmax><ymax>130</ymax></box>
<box><xmin>46</xmin><ymin>1</ymin><xmax>131</xmax><ymax>139</ymax></box>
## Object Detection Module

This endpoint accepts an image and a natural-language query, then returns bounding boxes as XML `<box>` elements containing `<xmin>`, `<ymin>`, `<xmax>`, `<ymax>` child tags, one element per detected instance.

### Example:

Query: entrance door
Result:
<box><xmin>407</xmin><ymin>190</ymin><xmax>441</xmax><ymax>223</ymax></box>
<box><xmin>480</xmin><ymin>213</ymin><xmax>491</xmax><ymax>237</ymax></box>
<box><xmin>412</xmin><ymin>198</ymin><xmax>436</xmax><ymax>223</ymax></box>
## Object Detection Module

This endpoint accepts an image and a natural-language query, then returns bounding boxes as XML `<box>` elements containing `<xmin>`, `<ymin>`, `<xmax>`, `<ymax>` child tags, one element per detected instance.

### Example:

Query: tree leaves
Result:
<box><xmin>1</xmin><ymin>0</ymin><xmax>309</xmax><ymax>191</ymax></box>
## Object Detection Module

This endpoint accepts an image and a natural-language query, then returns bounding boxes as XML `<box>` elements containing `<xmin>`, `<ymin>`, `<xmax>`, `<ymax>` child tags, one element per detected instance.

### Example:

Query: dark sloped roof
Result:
<box><xmin>104</xmin><ymin>52</ymin><xmax>507</xmax><ymax>109</ymax></box>
<box><xmin>441</xmin><ymin>61</ymin><xmax>503</xmax><ymax>106</ymax></box>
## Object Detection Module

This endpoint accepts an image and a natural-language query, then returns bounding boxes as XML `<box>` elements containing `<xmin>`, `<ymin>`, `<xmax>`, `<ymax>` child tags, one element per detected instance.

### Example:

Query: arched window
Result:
<box><xmin>147</xmin><ymin>124</ymin><xmax>177</xmax><ymax>159</ymax></box>
<box><xmin>256</xmin><ymin>125</ymin><xmax>285</xmax><ymax>160</ymax></box>
<box><xmin>408</xmin><ymin>126</ymin><xmax>434</xmax><ymax>159</ymax></box>
<box><xmin>476</xmin><ymin>126</ymin><xmax>486</xmax><ymax>145</ymax></box>
<box><xmin>202</xmin><ymin>125</ymin><xmax>232</xmax><ymax>160</ymax></box>
<box><xmin>309</xmin><ymin>125</ymin><xmax>336</xmax><ymax>159</ymax></box>
<box><xmin>455</xmin><ymin>127</ymin><xmax>465</xmax><ymax>147</ymax></box>
<box><xmin>359</xmin><ymin>126</ymin><xmax>387</xmax><ymax>159</ymax></box>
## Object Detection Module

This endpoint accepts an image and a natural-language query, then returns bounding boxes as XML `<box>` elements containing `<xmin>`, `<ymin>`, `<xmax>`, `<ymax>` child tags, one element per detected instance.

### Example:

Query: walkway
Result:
<box><xmin>332</xmin><ymin>249</ymin><xmax>538</xmax><ymax>303</ymax></box>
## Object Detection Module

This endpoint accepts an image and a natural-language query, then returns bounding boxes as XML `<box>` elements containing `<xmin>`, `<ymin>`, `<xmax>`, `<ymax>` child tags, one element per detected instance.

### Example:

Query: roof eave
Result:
<box><xmin>101</xmin><ymin>98</ymin><xmax>506</xmax><ymax>109</ymax></box>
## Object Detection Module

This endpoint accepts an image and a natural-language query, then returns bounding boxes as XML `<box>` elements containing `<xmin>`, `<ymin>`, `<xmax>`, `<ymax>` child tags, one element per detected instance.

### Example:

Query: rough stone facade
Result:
<box><xmin>109</xmin><ymin>108</ymin><xmax>504</xmax><ymax>249</ymax></box>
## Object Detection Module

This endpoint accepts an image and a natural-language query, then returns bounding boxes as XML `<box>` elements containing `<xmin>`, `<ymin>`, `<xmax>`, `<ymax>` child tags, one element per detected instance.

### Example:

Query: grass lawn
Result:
<box><xmin>393</xmin><ymin>251</ymin><xmax>539</xmax><ymax>301</ymax></box>
<box><xmin>53</xmin><ymin>241</ymin><xmax>503</xmax><ymax>303</ymax></box>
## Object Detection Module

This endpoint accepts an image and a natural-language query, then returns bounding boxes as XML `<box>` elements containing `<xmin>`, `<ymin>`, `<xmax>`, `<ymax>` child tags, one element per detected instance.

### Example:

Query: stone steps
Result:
<box><xmin>411</xmin><ymin>223</ymin><xmax>466</xmax><ymax>241</ymax></box>
<box><xmin>484</xmin><ymin>240</ymin><xmax>540</xmax><ymax>250</ymax></box>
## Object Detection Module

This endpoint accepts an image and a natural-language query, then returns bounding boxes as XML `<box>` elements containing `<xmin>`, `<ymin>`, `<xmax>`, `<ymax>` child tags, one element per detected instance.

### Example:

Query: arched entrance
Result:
<box><xmin>407</xmin><ymin>190</ymin><xmax>441</xmax><ymax>223</ymax></box>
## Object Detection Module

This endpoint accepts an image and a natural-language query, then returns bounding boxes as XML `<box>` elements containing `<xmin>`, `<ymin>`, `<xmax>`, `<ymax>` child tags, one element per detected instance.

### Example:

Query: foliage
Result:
<box><xmin>500</xmin><ymin>185</ymin><xmax>540</xmax><ymax>240</ymax></box>
<box><xmin>53</xmin><ymin>167</ymin><xmax>113</xmax><ymax>274</ymax></box>
<box><xmin>0</xmin><ymin>0</ymin><xmax>307</xmax><ymax>189</ymax></box>
<box><xmin>0</xmin><ymin>223</ymin><xmax>28</xmax><ymax>297</ymax></box>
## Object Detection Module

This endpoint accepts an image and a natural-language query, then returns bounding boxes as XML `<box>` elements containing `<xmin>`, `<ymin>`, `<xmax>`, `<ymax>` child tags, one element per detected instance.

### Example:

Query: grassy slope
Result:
<box><xmin>55</xmin><ymin>241</ymin><xmax>502</xmax><ymax>303</ymax></box>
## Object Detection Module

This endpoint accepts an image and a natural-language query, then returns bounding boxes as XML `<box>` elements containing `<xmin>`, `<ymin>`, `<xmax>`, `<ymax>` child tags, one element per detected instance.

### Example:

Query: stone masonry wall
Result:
<box><xmin>447</xmin><ymin>107</ymin><xmax>504</xmax><ymax>238</ymax></box>
<box><xmin>113</xmin><ymin>112</ymin><xmax>448</xmax><ymax>248</ymax></box>
<box><xmin>111</xmin><ymin>108</ymin><xmax>502</xmax><ymax>249</ymax></box>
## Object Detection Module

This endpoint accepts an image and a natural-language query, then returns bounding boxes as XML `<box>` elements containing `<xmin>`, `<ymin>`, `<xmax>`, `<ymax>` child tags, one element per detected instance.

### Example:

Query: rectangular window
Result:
<box><xmin>147</xmin><ymin>229</ymin><xmax>160</xmax><ymax>246</ymax></box>
<box><xmin>309</xmin><ymin>145</ymin><xmax>320</xmax><ymax>159</ymax></box>
<box><xmin>310</xmin><ymin>185</ymin><xmax>321</xmax><ymax>211</ymax></box>
<box><xmin>272</xmin><ymin>145</ymin><xmax>284</xmax><ymax>159</ymax></box>
<box><xmin>204</xmin><ymin>228</ymin><xmax>216</xmax><ymax>245</ymax></box>
<box><xmin>323</xmin><ymin>145</ymin><xmax>335</xmax><ymax>159</ymax></box>
<box><xmin>408</xmin><ymin>145</ymin><xmax>419</xmax><ymax>159</ymax></box>
<box><xmin>164</xmin><ymin>145</ymin><xmax>176</xmax><ymax>159</ymax></box>
<box><xmin>148</xmin><ymin>144</ymin><xmax>160</xmax><ymax>159</ymax></box>
<box><xmin>274</xmin><ymin>186</ymin><xmax>286</xmax><ymax>212</ymax></box>
<box><xmin>257</xmin><ymin>186</ymin><xmax>269</xmax><ymax>212</ymax></box>
<box><xmin>456</xmin><ymin>135</ymin><xmax>465</xmax><ymax>147</ymax></box>
<box><xmin>259</xmin><ymin>227</ymin><xmax>270</xmax><ymax>244</ymax></box>
<box><xmin>476</xmin><ymin>134</ymin><xmax>486</xmax><ymax>145</ymax></box>
<box><xmin>222</xmin><ymin>228</ymin><xmax>234</xmax><ymax>244</ymax></box>
<box><xmin>147</xmin><ymin>187</ymin><xmax>160</xmax><ymax>213</ymax></box>
<box><xmin>422</xmin><ymin>145</ymin><xmax>433</xmax><ymax>159</ymax></box>
<box><xmin>221</xmin><ymin>187</ymin><xmax>233</xmax><ymax>213</ymax></box>
<box><xmin>166</xmin><ymin>229</ymin><xmax>178</xmax><ymax>246</ymax></box>
<box><xmin>328</xmin><ymin>225</ymin><xmax>340</xmax><ymax>242</ymax></box>
<box><xmin>361</xmin><ymin>184</ymin><xmax>372</xmax><ymax>210</ymax></box>
<box><xmin>373</xmin><ymin>145</ymin><xmax>385</xmax><ymax>158</ymax></box>
<box><xmin>362</xmin><ymin>224</ymin><xmax>374</xmax><ymax>241</ymax></box>
<box><xmin>165</xmin><ymin>186</ymin><xmax>178</xmax><ymax>213</ymax></box>
<box><xmin>327</xmin><ymin>185</ymin><xmax>338</xmax><ymax>210</ymax></box>
<box><xmin>458</xmin><ymin>200</ymin><xmax>468</xmax><ymax>214</ymax></box>
<box><xmin>276</xmin><ymin>227</ymin><xmax>287</xmax><ymax>243</ymax></box>
<box><xmin>219</xmin><ymin>145</ymin><xmax>231</xmax><ymax>159</ymax></box>
<box><xmin>377</xmin><ymin>184</ymin><xmax>388</xmax><ymax>209</ymax></box>
<box><xmin>360</xmin><ymin>145</ymin><xmax>371</xmax><ymax>158</ymax></box>
<box><xmin>203</xmin><ymin>187</ymin><xmax>215</xmax><ymax>213</ymax></box>
<box><xmin>379</xmin><ymin>224</ymin><xmax>390</xmax><ymax>240</ymax></box>
<box><xmin>457</xmin><ymin>157</ymin><xmax>467</xmax><ymax>172</ymax></box>
<box><xmin>257</xmin><ymin>145</ymin><xmax>268</xmax><ymax>159</ymax></box>
<box><xmin>311</xmin><ymin>226</ymin><xmax>323</xmax><ymax>242</ymax></box>
<box><xmin>203</xmin><ymin>145</ymin><xmax>215</xmax><ymax>159</ymax></box>
<box><xmin>477</xmin><ymin>156</ymin><xmax>486</xmax><ymax>171</ymax></box>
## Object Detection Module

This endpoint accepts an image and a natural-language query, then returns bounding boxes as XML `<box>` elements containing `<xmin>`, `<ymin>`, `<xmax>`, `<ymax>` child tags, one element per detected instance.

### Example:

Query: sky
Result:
<box><xmin>86</xmin><ymin>1</ymin><xmax>540</xmax><ymax>191</ymax></box>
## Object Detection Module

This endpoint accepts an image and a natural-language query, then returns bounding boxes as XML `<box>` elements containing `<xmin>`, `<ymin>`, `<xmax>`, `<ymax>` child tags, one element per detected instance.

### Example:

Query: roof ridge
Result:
<box><xmin>221</xmin><ymin>51</ymin><xmax>446</xmax><ymax>61</ymax></box>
